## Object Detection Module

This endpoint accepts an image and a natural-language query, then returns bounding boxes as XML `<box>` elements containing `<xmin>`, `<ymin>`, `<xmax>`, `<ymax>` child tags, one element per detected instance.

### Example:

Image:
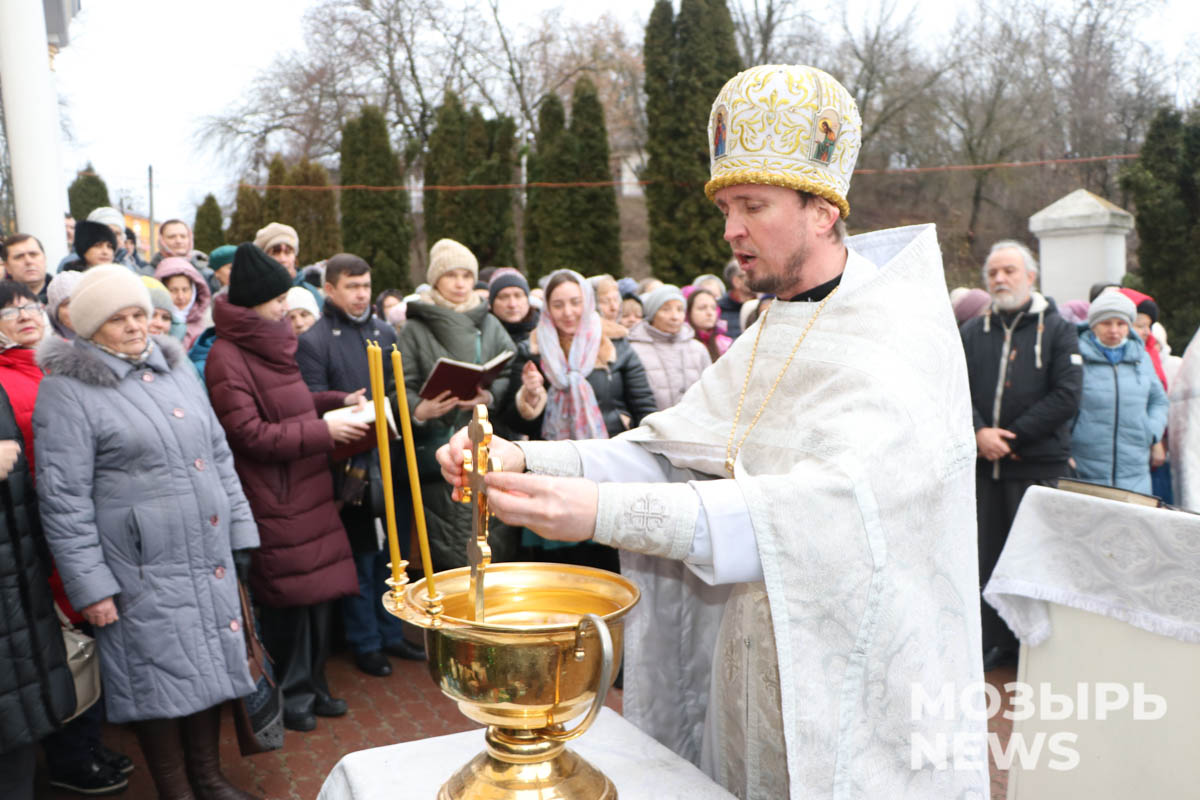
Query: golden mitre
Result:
<box><xmin>705</xmin><ymin>64</ymin><xmax>862</xmax><ymax>219</ymax></box>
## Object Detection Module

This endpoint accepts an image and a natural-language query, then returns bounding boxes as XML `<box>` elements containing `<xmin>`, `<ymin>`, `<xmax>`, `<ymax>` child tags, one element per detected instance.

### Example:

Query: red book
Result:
<box><xmin>418</xmin><ymin>350</ymin><xmax>514</xmax><ymax>401</ymax></box>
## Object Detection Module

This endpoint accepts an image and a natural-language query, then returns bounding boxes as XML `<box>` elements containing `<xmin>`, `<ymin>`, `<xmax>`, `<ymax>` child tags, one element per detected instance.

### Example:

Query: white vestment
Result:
<box><xmin>520</xmin><ymin>225</ymin><xmax>987</xmax><ymax>799</ymax></box>
<box><xmin>1169</xmin><ymin>326</ymin><xmax>1200</xmax><ymax>510</ymax></box>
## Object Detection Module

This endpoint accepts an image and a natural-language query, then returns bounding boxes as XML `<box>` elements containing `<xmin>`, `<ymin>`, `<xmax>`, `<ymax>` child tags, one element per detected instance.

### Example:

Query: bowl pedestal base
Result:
<box><xmin>437</xmin><ymin>726</ymin><xmax>617</xmax><ymax>800</ymax></box>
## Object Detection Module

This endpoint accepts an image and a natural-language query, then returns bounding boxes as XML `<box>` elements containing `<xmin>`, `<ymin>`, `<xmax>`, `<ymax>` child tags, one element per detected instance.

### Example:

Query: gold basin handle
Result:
<box><xmin>540</xmin><ymin>613</ymin><xmax>613</xmax><ymax>744</ymax></box>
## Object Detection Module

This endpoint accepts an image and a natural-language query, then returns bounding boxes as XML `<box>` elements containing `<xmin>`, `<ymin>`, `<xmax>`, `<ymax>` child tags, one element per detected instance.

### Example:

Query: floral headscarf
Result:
<box><xmin>536</xmin><ymin>269</ymin><xmax>608</xmax><ymax>441</ymax></box>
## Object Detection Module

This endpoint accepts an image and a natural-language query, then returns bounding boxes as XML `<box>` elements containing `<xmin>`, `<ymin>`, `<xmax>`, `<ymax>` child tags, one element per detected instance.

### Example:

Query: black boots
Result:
<box><xmin>180</xmin><ymin>705</ymin><xmax>261</xmax><ymax>800</ymax></box>
<box><xmin>134</xmin><ymin>708</ymin><xmax>261</xmax><ymax>800</ymax></box>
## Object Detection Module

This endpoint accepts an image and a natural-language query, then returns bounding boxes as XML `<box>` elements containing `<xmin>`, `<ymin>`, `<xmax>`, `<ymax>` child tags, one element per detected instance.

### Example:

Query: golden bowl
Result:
<box><xmin>389</xmin><ymin>562</ymin><xmax>639</xmax><ymax>731</ymax></box>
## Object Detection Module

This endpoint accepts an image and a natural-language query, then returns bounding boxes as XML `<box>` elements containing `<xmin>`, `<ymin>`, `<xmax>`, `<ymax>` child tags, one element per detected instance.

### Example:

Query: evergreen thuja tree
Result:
<box><xmin>193</xmin><ymin>193</ymin><xmax>225</xmax><ymax>253</ymax></box>
<box><xmin>424</xmin><ymin>92</ymin><xmax>472</xmax><ymax>250</ymax></box>
<box><xmin>341</xmin><ymin>106</ymin><xmax>412</xmax><ymax>292</ymax></box>
<box><xmin>642</xmin><ymin>0</ymin><xmax>741</xmax><ymax>284</ymax></box>
<box><xmin>281</xmin><ymin>159</ymin><xmax>342</xmax><ymax>262</ymax></box>
<box><xmin>525</xmin><ymin>94</ymin><xmax>570</xmax><ymax>281</ymax></box>
<box><xmin>226</xmin><ymin>184</ymin><xmax>265</xmax><ymax>244</ymax></box>
<box><xmin>1120</xmin><ymin>108</ymin><xmax>1200</xmax><ymax>345</ymax></box>
<box><xmin>567</xmin><ymin>76</ymin><xmax>622</xmax><ymax>277</ymax></box>
<box><xmin>68</xmin><ymin>162</ymin><xmax>112</xmax><ymax>220</ymax></box>
<box><xmin>264</xmin><ymin>154</ymin><xmax>287</xmax><ymax>223</ymax></box>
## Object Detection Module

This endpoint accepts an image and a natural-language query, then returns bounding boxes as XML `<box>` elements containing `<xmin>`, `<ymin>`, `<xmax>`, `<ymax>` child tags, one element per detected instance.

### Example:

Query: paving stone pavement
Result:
<box><xmin>38</xmin><ymin>657</ymin><xmax>1015</xmax><ymax>799</ymax></box>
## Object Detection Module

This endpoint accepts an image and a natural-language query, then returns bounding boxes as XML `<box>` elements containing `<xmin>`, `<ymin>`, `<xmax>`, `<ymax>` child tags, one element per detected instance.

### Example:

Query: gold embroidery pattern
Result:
<box><xmin>706</xmin><ymin>64</ymin><xmax>862</xmax><ymax>218</ymax></box>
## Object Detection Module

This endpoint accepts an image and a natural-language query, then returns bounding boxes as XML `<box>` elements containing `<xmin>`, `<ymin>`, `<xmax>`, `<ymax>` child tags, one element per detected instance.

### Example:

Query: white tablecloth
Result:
<box><xmin>316</xmin><ymin>707</ymin><xmax>735</xmax><ymax>800</ymax></box>
<box><xmin>984</xmin><ymin>485</ymin><xmax>1200</xmax><ymax>646</ymax></box>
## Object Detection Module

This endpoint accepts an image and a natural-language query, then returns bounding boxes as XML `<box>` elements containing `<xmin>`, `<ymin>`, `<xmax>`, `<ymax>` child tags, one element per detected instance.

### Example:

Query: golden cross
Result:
<box><xmin>461</xmin><ymin>405</ymin><xmax>498</xmax><ymax>621</ymax></box>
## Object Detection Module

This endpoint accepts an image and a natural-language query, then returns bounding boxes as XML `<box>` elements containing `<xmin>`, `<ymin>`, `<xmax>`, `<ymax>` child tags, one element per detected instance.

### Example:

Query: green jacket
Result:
<box><xmin>397</xmin><ymin>297</ymin><xmax>516</xmax><ymax>571</ymax></box>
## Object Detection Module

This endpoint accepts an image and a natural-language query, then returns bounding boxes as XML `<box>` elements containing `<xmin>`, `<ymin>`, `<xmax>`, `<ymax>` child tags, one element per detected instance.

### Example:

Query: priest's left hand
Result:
<box><xmin>483</xmin><ymin>471</ymin><xmax>597</xmax><ymax>543</ymax></box>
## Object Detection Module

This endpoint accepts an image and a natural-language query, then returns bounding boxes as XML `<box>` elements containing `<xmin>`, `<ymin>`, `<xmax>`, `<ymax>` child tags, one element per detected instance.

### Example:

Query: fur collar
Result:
<box><xmin>37</xmin><ymin>335</ymin><xmax>184</xmax><ymax>388</ymax></box>
<box><xmin>528</xmin><ymin>328</ymin><xmax>616</xmax><ymax>368</ymax></box>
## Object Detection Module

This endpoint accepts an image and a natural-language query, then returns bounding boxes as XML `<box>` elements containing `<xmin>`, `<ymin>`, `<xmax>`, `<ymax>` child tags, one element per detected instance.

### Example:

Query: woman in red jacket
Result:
<box><xmin>205</xmin><ymin>245</ymin><xmax>369</xmax><ymax>733</ymax></box>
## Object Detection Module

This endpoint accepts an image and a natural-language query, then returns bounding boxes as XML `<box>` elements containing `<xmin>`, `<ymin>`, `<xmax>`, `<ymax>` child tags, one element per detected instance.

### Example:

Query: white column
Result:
<box><xmin>0</xmin><ymin>1</ymin><xmax>69</xmax><ymax>270</ymax></box>
<box><xmin>1029</xmin><ymin>189</ymin><xmax>1134</xmax><ymax>304</ymax></box>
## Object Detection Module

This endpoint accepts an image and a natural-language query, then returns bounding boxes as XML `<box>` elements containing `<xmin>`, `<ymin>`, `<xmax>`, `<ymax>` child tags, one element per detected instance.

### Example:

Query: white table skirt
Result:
<box><xmin>983</xmin><ymin>485</ymin><xmax>1200</xmax><ymax>646</ymax></box>
<box><xmin>317</xmin><ymin>707</ymin><xmax>735</xmax><ymax>800</ymax></box>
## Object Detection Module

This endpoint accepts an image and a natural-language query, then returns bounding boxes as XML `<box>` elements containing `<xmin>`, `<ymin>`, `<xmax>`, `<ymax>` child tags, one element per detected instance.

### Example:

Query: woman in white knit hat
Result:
<box><xmin>396</xmin><ymin>238</ymin><xmax>517</xmax><ymax>572</ymax></box>
<box><xmin>34</xmin><ymin>265</ymin><xmax>262</xmax><ymax>800</ymax></box>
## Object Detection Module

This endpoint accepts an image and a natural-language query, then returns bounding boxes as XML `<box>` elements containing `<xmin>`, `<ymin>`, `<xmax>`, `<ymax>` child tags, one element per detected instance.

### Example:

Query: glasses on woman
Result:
<box><xmin>0</xmin><ymin>302</ymin><xmax>43</xmax><ymax>321</ymax></box>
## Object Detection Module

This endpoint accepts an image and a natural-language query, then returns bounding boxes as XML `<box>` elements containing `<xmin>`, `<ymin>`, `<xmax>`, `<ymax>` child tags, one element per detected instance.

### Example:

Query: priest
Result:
<box><xmin>437</xmin><ymin>64</ymin><xmax>987</xmax><ymax>799</ymax></box>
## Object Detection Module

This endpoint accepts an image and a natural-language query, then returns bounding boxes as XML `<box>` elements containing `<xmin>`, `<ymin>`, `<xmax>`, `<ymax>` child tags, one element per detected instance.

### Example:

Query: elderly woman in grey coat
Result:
<box><xmin>34</xmin><ymin>266</ymin><xmax>261</xmax><ymax>800</ymax></box>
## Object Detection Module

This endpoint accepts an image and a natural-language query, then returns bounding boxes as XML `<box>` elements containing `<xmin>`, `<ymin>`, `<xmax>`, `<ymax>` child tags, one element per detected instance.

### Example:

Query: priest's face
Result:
<box><xmin>715</xmin><ymin>184</ymin><xmax>822</xmax><ymax>296</ymax></box>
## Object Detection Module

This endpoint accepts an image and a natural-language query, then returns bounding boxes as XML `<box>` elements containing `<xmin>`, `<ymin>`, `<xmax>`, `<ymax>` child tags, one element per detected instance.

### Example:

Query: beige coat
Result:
<box><xmin>625</xmin><ymin>321</ymin><xmax>712</xmax><ymax>411</ymax></box>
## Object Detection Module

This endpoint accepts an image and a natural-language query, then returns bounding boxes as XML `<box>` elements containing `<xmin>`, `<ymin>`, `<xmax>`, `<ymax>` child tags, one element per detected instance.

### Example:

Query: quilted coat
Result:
<box><xmin>205</xmin><ymin>295</ymin><xmax>357</xmax><ymax>608</ymax></box>
<box><xmin>397</xmin><ymin>297</ymin><xmax>516</xmax><ymax>571</ymax></box>
<box><xmin>33</xmin><ymin>334</ymin><xmax>258</xmax><ymax>723</ymax></box>
<box><xmin>0</xmin><ymin>386</ymin><xmax>75</xmax><ymax>753</ymax></box>
<box><xmin>1072</xmin><ymin>329</ymin><xmax>1169</xmax><ymax>494</ymax></box>
<box><xmin>626</xmin><ymin>320</ymin><xmax>712</xmax><ymax>411</ymax></box>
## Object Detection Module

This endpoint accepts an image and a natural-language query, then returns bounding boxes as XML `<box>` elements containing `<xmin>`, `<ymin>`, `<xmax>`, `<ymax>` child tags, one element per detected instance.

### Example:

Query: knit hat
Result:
<box><xmin>617</xmin><ymin>277</ymin><xmax>639</xmax><ymax>298</ymax></box>
<box><xmin>488</xmin><ymin>269</ymin><xmax>530</xmax><ymax>306</ymax></box>
<box><xmin>140</xmin><ymin>276</ymin><xmax>174</xmax><ymax>316</ymax></box>
<box><xmin>46</xmin><ymin>271</ymin><xmax>84</xmax><ymax>325</ymax></box>
<box><xmin>229</xmin><ymin>243</ymin><xmax>294</xmax><ymax>308</ymax></box>
<box><xmin>427</xmin><ymin>238</ymin><xmax>478</xmax><ymax>287</ymax></box>
<box><xmin>74</xmin><ymin>220</ymin><xmax>118</xmax><ymax>258</ymax></box>
<box><xmin>642</xmin><ymin>284</ymin><xmax>686</xmax><ymax>324</ymax></box>
<box><xmin>1088</xmin><ymin>291</ymin><xmax>1136</xmax><ymax>329</ymax></box>
<box><xmin>253</xmin><ymin>222</ymin><xmax>299</xmax><ymax>254</ymax></box>
<box><xmin>952</xmin><ymin>288</ymin><xmax>991</xmax><ymax>324</ymax></box>
<box><xmin>705</xmin><ymin>65</ymin><xmax>862</xmax><ymax>219</ymax></box>
<box><xmin>209</xmin><ymin>244</ymin><xmax>236</xmax><ymax>271</ymax></box>
<box><xmin>286</xmin><ymin>286</ymin><xmax>320</xmax><ymax>319</ymax></box>
<box><xmin>86</xmin><ymin>206</ymin><xmax>125</xmax><ymax>231</ymax></box>
<box><xmin>70</xmin><ymin>265</ymin><xmax>152</xmax><ymax>340</ymax></box>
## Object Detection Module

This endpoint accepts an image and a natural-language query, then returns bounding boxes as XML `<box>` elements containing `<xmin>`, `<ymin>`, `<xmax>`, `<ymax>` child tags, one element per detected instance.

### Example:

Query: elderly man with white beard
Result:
<box><xmin>960</xmin><ymin>240</ymin><xmax>1082</xmax><ymax>671</ymax></box>
<box><xmin>438</xmin><ymin>64</ymin><xmax>989</xmax><ymax>799</ymax></box>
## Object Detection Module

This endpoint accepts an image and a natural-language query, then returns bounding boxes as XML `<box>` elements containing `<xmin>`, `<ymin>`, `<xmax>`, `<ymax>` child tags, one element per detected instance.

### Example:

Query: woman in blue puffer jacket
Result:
<box><xmin>1071</xmin><ymin>291</ymin><xmax>1168</xmax><ymax>494</ymax></box>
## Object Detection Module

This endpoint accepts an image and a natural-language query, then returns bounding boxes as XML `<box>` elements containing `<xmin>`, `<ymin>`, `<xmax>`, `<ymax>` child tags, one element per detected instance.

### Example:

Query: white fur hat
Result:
<box><xmin>70</xmin><ymin>265</ymin><xmax>153</xmax><ymax>340</ymax></box>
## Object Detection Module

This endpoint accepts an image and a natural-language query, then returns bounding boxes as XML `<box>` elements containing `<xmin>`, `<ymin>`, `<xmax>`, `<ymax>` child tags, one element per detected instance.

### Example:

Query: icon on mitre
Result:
<box><xmin>811</xmin><ymin>109</ymin><xmax>840</xmax><ymax>164</ymax></box>
<box><xmin>713</xmin><ymin>106</ymin><xmax>728</xmax><ymax>158</ymax></box>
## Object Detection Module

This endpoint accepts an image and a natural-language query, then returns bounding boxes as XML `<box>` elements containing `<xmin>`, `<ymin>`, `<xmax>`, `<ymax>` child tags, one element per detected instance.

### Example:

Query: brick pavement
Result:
<box><xmin>39</xmin><ymin>657</ymin><xmax>1015</xmax><ymax>799</ymax></box>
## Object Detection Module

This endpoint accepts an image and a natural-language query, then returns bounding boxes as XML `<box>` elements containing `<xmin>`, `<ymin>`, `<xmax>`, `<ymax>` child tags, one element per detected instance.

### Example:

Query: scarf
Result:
<box><xmin>428</xmin><ymin>287</ymin><xmax>482</xmax><ymax>313</ymax></box>
<box><xmin>1089</xmin><ymin>331</ymin><xmax>1126</xmax><ymax>365</ymax></box>
<box><xmin>536</xmin><ymin>270</ymin><xmax>608</xmax><ymax>441</ymax></box>
<box><xmin>93</xmin><ymin>338</ymin><xmax>155</xmax><ymax>367</ymax></box>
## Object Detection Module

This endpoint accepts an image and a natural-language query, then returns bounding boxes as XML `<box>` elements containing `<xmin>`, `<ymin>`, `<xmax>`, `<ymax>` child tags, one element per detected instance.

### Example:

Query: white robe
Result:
<box><xmin>1169</xmin><ymin>326</ymin><xmax>1200</xmax><ymax>510</ymax></box>
<box><xmin>520</xmin><ymin>224</ymin><xmax>988</xmax><ymax>799</ymax></box>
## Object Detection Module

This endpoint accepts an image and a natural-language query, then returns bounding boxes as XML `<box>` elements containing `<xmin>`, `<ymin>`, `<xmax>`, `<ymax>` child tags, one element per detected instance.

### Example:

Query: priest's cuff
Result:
<box><xmin>516</xmin><ymin>440</ymin><xmax>583</xmax><ymax>477</ymax></box>
<box><xmin>593</xmin><ymin>482</ymin><xmax>698</xmax><ymax>560</ymax></box>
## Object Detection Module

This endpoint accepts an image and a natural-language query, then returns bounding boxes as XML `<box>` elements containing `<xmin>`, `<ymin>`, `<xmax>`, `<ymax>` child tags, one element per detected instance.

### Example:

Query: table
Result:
<box><xmin>317</xmin><ymin>707</ymin><xmax>735</xmax><ymax>800</ymax></box>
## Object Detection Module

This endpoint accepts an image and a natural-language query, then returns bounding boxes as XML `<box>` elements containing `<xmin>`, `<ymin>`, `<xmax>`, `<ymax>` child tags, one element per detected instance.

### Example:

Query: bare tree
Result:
<box><xmin>730</xmin><ymin>0</ymin><xmax>811</xmax><ymax>65</ymax></box>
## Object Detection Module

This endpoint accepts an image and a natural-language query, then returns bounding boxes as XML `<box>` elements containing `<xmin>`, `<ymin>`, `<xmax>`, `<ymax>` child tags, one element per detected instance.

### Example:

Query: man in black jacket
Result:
<box><xmin>960</xmin><ymin>240</ymin><xmax>1083</xmax><ymax>670</ymax></box>
<box><xmin>296</xmin><ymin>254</ymin><xmax>425</xmax><ymax>681</ymax></box>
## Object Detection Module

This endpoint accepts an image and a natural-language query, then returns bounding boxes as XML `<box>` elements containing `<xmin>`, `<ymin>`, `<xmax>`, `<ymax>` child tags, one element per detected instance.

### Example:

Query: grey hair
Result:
<box><xmin>982</xmin><ymin>240</ymin><xmax>1039</xmax><ymax>282</ymax></box>
<box><xmin>723</xmin><ymin>259</ymin><xmax>741</xmax><ymax>282</ymax></box>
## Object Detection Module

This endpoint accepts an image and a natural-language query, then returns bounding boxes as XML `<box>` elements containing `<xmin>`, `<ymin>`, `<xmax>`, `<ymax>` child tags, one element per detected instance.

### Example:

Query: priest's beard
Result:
<box><xmin>747</xmin><ymin>239</ymin><xmax>810</xmax><ymax>296</ymax></box>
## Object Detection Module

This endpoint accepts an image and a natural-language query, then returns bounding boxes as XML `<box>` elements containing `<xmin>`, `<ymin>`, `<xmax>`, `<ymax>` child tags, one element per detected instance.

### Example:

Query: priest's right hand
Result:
<box><xmin>437</xmin><ymin>426</ymin><xmax>526</xmax><ymax>501</ymax></box>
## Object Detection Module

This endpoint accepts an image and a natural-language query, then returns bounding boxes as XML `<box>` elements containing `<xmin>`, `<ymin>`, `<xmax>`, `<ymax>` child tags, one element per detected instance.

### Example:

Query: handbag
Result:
<box><xmin>231</xmin><ymin>579</ymin><xmax>284</xmax><ymax>755</ymax></box>
<box><xmin>54</xmin><ymin>601</ymin><xmax>102</xmax><ymax>723</ymax></box>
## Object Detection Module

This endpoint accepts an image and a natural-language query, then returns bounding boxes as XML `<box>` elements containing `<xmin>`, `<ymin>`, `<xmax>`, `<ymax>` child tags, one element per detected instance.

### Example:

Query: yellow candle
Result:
<box><xmin>367</xmin><ymin>342</ymin><xmax>403</xmax><ymax>591</ymax></box>
<box><xmin>392</xmin><ymin>346</ymin><xmax>438</xmax><ymax>599</ymax></box>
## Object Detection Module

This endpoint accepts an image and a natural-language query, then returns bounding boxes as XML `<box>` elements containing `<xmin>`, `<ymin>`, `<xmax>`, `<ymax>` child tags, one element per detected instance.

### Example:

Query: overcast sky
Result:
<box><xmin>52</xmin><ymin>0</ymin><xmax>1199</xmax><ymax>225</ymax></box>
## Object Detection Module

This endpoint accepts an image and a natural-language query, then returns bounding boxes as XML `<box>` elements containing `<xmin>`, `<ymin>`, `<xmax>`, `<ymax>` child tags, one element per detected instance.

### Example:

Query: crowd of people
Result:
<box><xmin>0</xmin><ymin>208</ymin><xmax>761</xmax><ymax>799</ymax></box>
<box><xmin>6</xmin><ymin>56</ymin><xmax>1192</xmax><ymax>800</ymax></box>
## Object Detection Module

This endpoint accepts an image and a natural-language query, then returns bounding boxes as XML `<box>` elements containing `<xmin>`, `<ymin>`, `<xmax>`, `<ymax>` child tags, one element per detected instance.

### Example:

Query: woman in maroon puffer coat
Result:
<box><xmin>205</xmin><ymin>244</ymin><xmax>369</xmax><ymax>733</ymax></box>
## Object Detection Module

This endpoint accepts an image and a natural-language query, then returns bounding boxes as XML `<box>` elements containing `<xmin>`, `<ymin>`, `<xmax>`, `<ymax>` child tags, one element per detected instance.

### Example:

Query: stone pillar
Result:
<box><xmin>0</xmin><ymin>1</ymin><xmax>69</xmax><ymax>269</ymax></box>
<box><xmin>1028</xmin><ymin>189</ymin><xmax>1134</xmax><ymax>303</ymax></box>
